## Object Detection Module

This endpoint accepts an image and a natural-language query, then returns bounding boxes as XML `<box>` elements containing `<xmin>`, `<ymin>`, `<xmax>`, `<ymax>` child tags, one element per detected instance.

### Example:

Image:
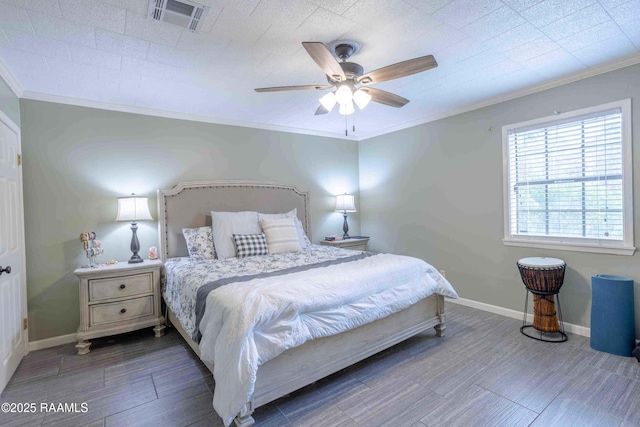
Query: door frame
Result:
<box><xmin>0</xmin><ymin>108</ymin><xmax>28</xmax><ymax>358</ymax></box>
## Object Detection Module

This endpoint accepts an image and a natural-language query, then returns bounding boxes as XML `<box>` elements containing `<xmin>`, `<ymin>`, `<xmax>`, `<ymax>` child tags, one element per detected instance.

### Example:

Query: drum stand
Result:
<box><xmin>521</xmin><ymin>289</ymin><xmax>568</xmax><ymax>342</ymax></box>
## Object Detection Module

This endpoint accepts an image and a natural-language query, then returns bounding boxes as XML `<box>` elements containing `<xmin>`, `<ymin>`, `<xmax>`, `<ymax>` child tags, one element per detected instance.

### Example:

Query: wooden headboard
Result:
<box><xmin>157</xmin><ymin>181</ymin><xmax>311</xmax><ymax>260</ymax></box>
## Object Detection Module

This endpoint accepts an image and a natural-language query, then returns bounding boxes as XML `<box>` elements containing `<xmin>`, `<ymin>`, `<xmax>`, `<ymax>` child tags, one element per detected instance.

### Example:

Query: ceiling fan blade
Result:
<box><xmin>302</xmin><ymin>42</ymin><xmax>346</xmax><ymax>82</ymax></box>
<box><xmin>255</xmin><ymin>84</ymin><xmax>333</xmax><ymax>92</ymax></box>
<box><xmin>315</xmin><ymin>105</ymin><xmax>329</xmax><ymax>115</ymax></box>
<box><xmin>358</xmin><ymin>55</ymin><xmax>437</xmax><ymax>85</ymax></box>
<box><xmin>365</xmin><ymin>88</ymin><xmax>409</xmax><ymax>108</ymax></box>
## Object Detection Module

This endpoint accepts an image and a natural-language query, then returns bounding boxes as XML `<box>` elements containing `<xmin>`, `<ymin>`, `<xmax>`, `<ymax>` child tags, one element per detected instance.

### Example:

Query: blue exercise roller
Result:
<box><xmin>591</xmin><ymin>275</ymin><xmax>636</xmax><ymax>357</ymax></box>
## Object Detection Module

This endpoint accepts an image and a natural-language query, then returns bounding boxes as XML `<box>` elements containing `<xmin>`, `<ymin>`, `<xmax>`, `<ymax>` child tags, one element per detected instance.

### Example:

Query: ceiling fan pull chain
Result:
<box><xmin>345</xmin><ymin>113</ymin><xmax>348</xmax><ymax>136</ymax></box>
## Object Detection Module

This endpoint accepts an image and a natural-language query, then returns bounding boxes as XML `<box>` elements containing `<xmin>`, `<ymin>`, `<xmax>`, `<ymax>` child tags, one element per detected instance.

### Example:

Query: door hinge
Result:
<box><xmin>17</xmin><ymin>154</ymin><xmax>22</xmax><ymax>166</ymax></box>
<box><xmin>23</xmin><ymin>318</ymin><xmax>27</xmax><ymax>330</ymax></box>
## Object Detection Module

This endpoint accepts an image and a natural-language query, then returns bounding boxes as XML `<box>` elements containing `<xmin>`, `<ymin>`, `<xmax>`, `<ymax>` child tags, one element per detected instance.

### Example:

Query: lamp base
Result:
<box><xmin>342</xmin><ymin>211</ymin><xmax>350</xmax><ymax>239</ymax></box>
<box><xmin>128</xmin><ymin>254</ymin><xmax>144</xmax><ymax>264</ymax></box>
<box><xmin>128</xmin><ymin>222</ymin><xmax>144</xmax><ymax>264</ymax></box>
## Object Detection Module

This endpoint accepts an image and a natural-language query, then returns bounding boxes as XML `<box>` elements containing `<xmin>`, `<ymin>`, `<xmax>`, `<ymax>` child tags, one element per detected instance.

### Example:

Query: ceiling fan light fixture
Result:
<box><xmin>339</xmin><ymin>100</ymin><xmax>355</xmax><ymax>115</ymax></box>
<box><xmin>255</xmin><ymin>41</ymin><xmax>438</xmax><ymax>132</ymax></box>
<box><xmin>319</xmin><ymin>92</ymin><xmax>337</xmax><ymax>112</ymax></box>
<box><xmin>353</xmin><ymin>89</ymin><xmax>371</xmax><ymax>109</ymax></box>
<box><xmin>335</xmin><ymin>85</ymin><xmax>353</xmax><ymax>105</ymax></box>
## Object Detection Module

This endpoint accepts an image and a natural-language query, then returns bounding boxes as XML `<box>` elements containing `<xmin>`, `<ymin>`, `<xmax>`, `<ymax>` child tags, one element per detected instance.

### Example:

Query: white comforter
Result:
<box><xmin>197</xmin><ymin>252</ymin><xmax>458</xmax><ymax>426</ymax></box>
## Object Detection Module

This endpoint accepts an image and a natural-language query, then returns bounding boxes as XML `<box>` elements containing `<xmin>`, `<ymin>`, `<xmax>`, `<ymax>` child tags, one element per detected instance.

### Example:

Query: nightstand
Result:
<box><xmin>320</xmin><ymin>237</ymin><xmax>370</xmax><ymax>251</ymax></box>
<box><xmin>74</xmin><ymin>260</ymin><xmax>165</xmax><ymax>355</ymax></box>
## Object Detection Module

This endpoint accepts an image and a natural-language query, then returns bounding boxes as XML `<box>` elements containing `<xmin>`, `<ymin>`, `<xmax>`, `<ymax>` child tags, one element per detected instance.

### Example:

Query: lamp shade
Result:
<box><xmin>335</xmin><ymin>194</ymin><xmax>356</xmax><ymax>212</ymax></box>
<box><xmin>116</xmin><ymin>196</ymin><xmax>153</xmax><ymax>222</ymax></box>
<box><xmin>353</xmin><ymin>89</ymin><xmax>371</xmax><ymax>109</ymax></box>
<box><xmin>339</xmin><ymin>100</ymin><xmax>355</xmax><ymax>115</ymax></box>
<box><xmin>335</xmin><ymin>85</ymin><xmax>352</xmax><ymax>105</ymax></box>
<box><xmin>319</xmin><ymin>91</ymin><xmax>337</xmax><ymax>112</ymax></box>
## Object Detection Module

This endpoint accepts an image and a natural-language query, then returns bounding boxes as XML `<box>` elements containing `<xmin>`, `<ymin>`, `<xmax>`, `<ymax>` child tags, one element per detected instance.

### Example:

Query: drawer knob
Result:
<box><xmin>120</xmin><ymin>308</ymin><xmax>126</xmax><ymax>314</ymax></box>
<box><xmin>119</xmin><ymin>284</ymin><xmax>126</xmax><ymax>290</ymax></box>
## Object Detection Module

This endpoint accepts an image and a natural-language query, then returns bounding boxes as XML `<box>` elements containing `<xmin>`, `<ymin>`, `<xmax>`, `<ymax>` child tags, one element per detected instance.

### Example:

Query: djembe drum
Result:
<box><xmin>517</xmin><ymin>257</ymin><xmax>568</xmax><ymax>342</ymax></box>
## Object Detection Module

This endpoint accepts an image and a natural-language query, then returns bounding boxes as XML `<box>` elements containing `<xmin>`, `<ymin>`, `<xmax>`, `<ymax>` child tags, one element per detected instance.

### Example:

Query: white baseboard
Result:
<box><xmin>28</xmin><ymin>333</ymin><xmax>76</xmax><ymax>352</ymax></box>
<box><xmin>447</xmin><ymin>297</ymin><xmax>591</xmax><ymax>338</ymax></box>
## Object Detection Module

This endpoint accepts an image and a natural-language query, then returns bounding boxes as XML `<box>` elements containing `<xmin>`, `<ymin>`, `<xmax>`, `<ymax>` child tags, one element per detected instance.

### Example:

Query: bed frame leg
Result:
<box><xmin>435</xmin><ymin>311</ymin><xmax>446</xmax><ymax>337</ymax></box>
<box><xmin>233</xmin><ymin>403</ymin><xmax>255</xmax><ymax>427</ymax></box>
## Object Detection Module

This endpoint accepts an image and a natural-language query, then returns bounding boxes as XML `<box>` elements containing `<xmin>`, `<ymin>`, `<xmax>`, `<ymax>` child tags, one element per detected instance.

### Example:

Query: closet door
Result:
<box><xmin>0</xmin><ymin>112</ymin><xmax>27</xmax><ymax>394</ymax></box>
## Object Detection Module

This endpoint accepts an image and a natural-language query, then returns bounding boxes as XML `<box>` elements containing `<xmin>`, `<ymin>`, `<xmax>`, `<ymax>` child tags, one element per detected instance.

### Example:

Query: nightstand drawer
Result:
<box><xmin>90</xmin><ymin>296</ymin><xmax>154</xmax><ymax>327</ymax></box>
<box><xmin>320</xmin><ymin>237</ymin><xmax>370</xmax><ymax>252</ymax></box>
<box><xmin>340</xmin><ymin>242</ymin><xmax>368</xmax><ymax>251</ymax></box>
<box><xmin>88</xmin><ymin>273</ymin><xmax>153</xmax><ymax>302</ymax></box>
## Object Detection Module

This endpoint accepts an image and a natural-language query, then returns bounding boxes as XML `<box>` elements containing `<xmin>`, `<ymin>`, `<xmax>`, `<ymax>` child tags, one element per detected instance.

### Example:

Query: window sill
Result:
<box><xmin>502</xmin><ymin>238</ymin><xmax>636</xmax><ymax>256</ymax></box>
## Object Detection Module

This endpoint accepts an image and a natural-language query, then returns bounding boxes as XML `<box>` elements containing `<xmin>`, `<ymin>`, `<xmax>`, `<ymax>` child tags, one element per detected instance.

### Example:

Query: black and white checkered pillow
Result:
<box><xmin>233</xmin><ymin>233</ymin><xmax>269</xmax><ymax>258</ymax></box>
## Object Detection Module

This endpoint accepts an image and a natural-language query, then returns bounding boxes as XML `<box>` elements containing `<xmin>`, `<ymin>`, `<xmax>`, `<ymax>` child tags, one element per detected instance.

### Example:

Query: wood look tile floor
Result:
<box><xmin>2</xmin><ymin>303</ymin><xmax>640</xmax><ymax>427</ymax></box>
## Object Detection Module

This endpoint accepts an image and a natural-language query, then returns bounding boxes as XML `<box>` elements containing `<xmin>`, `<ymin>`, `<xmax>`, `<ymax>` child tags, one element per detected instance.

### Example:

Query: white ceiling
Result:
<box><xmin>0</xmin><ymin>0</ymin><xmax>639</xmax><ymax>140</ymax></box>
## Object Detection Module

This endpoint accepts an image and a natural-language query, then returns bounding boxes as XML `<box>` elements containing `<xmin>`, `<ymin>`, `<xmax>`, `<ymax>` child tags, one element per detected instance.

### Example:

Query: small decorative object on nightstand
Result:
<box><xmin>321</xmin><ymin>236</ymin><xmax>369</xmax><ymax>251</ymax></box>
<box><xmin>116</xmin><ymin>194</ymin><xmax>153</xmax><ymax>263</ymax></box>
<box><xmin>74</xmin><ymin>259</ymin><xmax>165</xmax><ymax>355</ymax></box>
<box><xmin>79</xmin><ymin>231</ymin><xmax>104</xmax><ymax>267</ymax></box>
<box><xmin>335</xmin><ymin>193</ymin><xmax>356</xmax><ymax>238</ymax></box>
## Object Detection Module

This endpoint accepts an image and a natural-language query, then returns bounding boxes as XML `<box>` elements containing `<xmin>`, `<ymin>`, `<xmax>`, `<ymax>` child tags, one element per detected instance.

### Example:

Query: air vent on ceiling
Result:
<box><xmin>148</xmin><ymin>0</ymin><xmax>210</xmax><ymax>32</ymax></box>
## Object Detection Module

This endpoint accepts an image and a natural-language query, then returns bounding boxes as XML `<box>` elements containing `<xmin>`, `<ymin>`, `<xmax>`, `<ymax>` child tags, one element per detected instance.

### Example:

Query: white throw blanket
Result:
<box><xmin>198</xmin><ymin>252</ymin><xmax>458</xmax><ymax>426</ymax></box>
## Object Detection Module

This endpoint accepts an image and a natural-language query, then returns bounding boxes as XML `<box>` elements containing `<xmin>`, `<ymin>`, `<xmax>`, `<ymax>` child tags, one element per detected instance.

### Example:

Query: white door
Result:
<box><xmin>0</xmin><ymin>111</ymin><xmax>27</xmax><ymax>394</ymax></box>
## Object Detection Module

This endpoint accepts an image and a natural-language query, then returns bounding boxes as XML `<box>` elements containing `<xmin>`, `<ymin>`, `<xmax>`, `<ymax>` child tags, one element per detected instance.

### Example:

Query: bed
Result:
<box><xmin>157</xmin><ymin>181</ymin><xmax>457</xmax><ymax>426</ymax></box>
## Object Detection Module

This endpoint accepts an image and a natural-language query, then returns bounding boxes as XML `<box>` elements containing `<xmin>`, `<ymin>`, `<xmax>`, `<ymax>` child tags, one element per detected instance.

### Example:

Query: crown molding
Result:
<box><xmin>15</xmin><ymin>52</ymin><xmax>640</xmax><ymax>142</ymax></box>
<box><xmin>0</xmin><ymin>57</ymin><xmax>23</xmax><ymax>97</ymax></box>
<box><xmin>358</xmin><ymin>52</ymin><xmax>640</xmax><ymax>141</ymax></box>
<box><xmin>19</xmin><ymin>91</ymin><xmax>360</xmax><ymax>142</ymax></box>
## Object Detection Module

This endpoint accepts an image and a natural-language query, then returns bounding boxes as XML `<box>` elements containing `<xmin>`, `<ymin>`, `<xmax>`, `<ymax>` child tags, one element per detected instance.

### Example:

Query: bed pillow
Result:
<box><xmin>260</xmin><ymin>216</ymin><xmax>302</xmax><ymax>254</ymax></box>
<box><xmin>257</xmin><ymin>208</ymin><xmax>309</xmax><ymax>249</ymax></box>
<box><xmin>300</xmin><ymin>221</ymin><xmax>312</xmax><ymax>246</ymax></box>
<box><xmin>233</xmin><ymin>233</ymin><xmax>268</xmax><ymax>258</ymax></box>
<box><xmin>296</xmin><ymin>218</ymin><xmax>312</xmax><ymax>247</ymax></box>
<box><xmin>211</xmin><ymin>211</ymin><xmax>261</xmax><ymax>259</ymax></box>
<box><xmin>182</xmin><ymin>226</ymin><xmax>216</xmax><ymax>260</ymax></box>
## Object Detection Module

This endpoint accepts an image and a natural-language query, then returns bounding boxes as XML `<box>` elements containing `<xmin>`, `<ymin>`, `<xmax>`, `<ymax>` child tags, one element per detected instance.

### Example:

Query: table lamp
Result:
<box><xmin>335</xmin><ymin>193</ymin><xmax>356</xmax><ymax>238</ymax></box>
<box><xmin>116</xmin><ymin>194</ymin><xmax>153</xmax><ymax>263</ymax></box>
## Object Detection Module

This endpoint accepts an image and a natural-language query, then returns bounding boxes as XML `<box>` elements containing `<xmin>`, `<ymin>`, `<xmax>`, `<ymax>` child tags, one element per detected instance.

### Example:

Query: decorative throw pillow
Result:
<box><xmin>211</xmin><ymin>211</ymin><xmax>261</xmax><ymax>259</ymax></box>
<box><xmin>257</xmin><ymin>208</ymin><xmax>310</xmax><ymax>249</ymax></box>
<box><xmin>182</xmin><ymin>226</ymin><xmax>216</xmax><ymax>260</ymax></box>
<box><xmin>260</xmin><ymin>216</ymin><xmax>302</xmax><ymax>254</ymax></box>
<box><xmin>300</xmin><ymin>222</ymin><xmax>312</xmax><ymax>246</ymax></box>
<box><xmin>295</xmin><ymin>218</ymin><xmax>312</xmax><ymax>248</ymax></box>
<box><xmin>233</xmin><ymin>233</ymin><xmax>268</xmax><ymax>258</ymax></box>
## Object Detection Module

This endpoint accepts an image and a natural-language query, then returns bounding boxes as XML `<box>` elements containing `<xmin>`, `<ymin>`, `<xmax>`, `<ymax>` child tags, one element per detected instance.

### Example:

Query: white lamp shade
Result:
<box><xmin>353</xmin><ymin>89</ymin><xmax>371</xmax><ymax>110</ymax></box>
<box><xmin>339</xmin><ymin>100</ymin><xmax>355</xmax><ymax>115</ymax></box>
<box><xmin>335</xmin><ymin>85</ymin><xmax>352</xmax><ymax>105</ymax></box>
<box><xmin>319</xmin><ymin>92</ymin><xmax>337</xmax><ymax>112</ymax></box>
<box><xmin>335</xmin><ymin>194</ymin><xmax>356</xmax><ymax>212</ymax></box>
<box><xmin>116</xmin><ymin>196</ymin><xmax>153</xmax><ymax>222</ymax></box>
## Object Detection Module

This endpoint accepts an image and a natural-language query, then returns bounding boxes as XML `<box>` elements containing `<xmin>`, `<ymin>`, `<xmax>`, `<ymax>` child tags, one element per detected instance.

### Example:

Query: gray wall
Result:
<box><xmin>20</xmin><ymin>100</ymin><xmax>360</xmax><ymax>341</ymax></box>
<box><xmin>359</xmin><ymin>63</ymin><xmax>640</xmax><ymax>334</ymax></box>
<box><xmin>0</xmin><ymin>75</ymin><xmax>19</xmax><ymax>126</ymax></box>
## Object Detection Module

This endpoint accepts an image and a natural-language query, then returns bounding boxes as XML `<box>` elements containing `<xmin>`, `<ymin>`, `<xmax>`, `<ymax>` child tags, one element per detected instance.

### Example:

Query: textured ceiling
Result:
<box><xmin>0</xmin><ymin>0</ymin><xmax>639</xmax><ymax>139</ymax></box>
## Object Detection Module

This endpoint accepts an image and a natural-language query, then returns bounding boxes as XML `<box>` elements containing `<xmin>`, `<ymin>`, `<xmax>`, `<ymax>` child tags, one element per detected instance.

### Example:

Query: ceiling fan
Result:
<box><xmin>255</xmin><ymin>41</ymin><xmax>438</xmax><ymax>117</ymax></box>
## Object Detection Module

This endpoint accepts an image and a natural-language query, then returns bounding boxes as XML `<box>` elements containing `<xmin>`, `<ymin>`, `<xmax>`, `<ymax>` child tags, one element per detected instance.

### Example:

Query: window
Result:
<box><xmin>502</xmin><ymin>99</ymin><xmax>634</xmax><ymax>255</ymax></box>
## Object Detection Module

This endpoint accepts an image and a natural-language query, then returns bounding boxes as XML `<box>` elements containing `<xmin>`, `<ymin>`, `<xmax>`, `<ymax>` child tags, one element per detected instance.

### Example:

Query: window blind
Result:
<box><xmin>507</xmin><ymin>109</ymin><xmax>623</xmax><ymax>242</ymax></box>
